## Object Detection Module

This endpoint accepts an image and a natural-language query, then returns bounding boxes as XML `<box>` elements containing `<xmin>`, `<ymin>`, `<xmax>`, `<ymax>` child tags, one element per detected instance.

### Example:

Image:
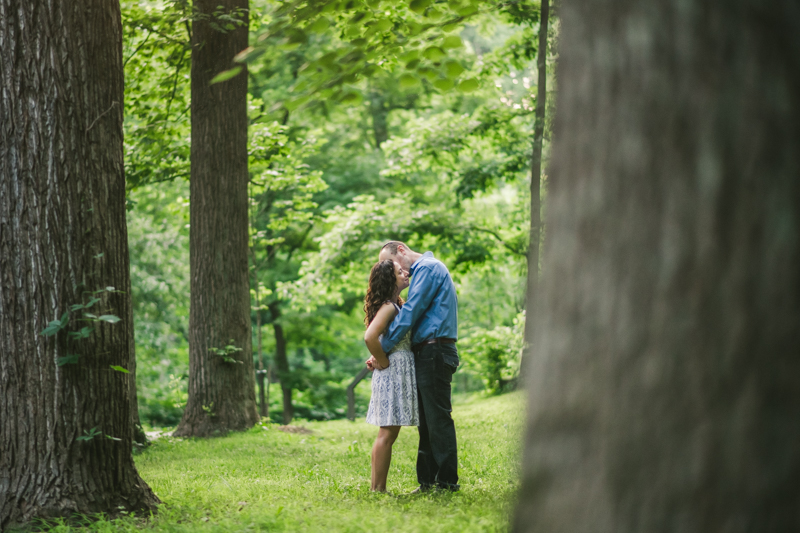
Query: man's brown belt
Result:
<box><xmin>412</xmin><ymin>338</ymin><xmax>456</xmax><ymax>351</ymax></box>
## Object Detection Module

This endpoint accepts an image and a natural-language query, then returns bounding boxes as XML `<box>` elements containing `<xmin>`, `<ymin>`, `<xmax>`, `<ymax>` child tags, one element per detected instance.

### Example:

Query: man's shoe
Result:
<box><xmin>435</xmin><ymin>482</ymin><xmax>460</xmax><ymax>492</ymax></box>
<box><xmin>409</xmin><ymin>484</ymin><xmax>434</xmax><ymax>494</ymax></box>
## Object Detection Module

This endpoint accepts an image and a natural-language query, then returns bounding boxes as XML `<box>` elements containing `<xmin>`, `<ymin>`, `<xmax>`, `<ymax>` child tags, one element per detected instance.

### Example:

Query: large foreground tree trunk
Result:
<box><xmin>515</xmin><ymin>1</ymin><xmax>800</xmax><ymax>532</ymax></box>
<box><xmin>0</xmin><ymin>1</ymin><xmax>160</xmax><ymax>528</ymax></box>
<box><xmin>174</xmin><ymin>0</ymin><xmax>258</xmax><ymax>437</ymax></box>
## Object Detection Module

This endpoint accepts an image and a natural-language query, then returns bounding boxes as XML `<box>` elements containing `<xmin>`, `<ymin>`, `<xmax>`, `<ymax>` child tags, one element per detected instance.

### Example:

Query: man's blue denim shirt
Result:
<box><xmin>380</xmin><ymin>251</ymin><xmax>458</xmax><ymax>353</ymax></box>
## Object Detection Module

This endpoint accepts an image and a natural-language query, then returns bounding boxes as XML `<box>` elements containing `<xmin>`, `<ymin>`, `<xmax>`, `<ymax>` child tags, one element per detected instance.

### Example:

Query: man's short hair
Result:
<box><xmin>381</xmin><ymin>241</ymin><xmax>407</xmax><ymax>255</ymax></box>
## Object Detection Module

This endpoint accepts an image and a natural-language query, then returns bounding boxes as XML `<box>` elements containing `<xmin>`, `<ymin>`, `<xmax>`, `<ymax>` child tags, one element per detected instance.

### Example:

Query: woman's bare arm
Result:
<box><xmin>364</xmin><ymin>303</ymin><xmax>397</xmax><ymax>370</ymax></box>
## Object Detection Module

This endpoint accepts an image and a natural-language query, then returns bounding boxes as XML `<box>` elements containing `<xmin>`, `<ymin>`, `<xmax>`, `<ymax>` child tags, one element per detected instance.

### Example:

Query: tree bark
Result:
<box><xmin>0</xmin><ymin>1</ymin><xmax>160</xmax><ymax>527</ymax></box>
<box><xmin>269</xmin><ymin>302</ymin><xmax>293</xmax><ymax>424</ymax></box>
<box><xmin>174</xmin><ymin>0</ymin><xmax>258</xmax><ymax>437</ymax></box>
<box><xmin>520</xmin><ymin>0</ymin><xmax>549</xmax><ymax>380</ymax></box>
<box><xmin>515</xmin><ymin>1</ymin><xmax>800</xmax><ymax>532</ymax></box>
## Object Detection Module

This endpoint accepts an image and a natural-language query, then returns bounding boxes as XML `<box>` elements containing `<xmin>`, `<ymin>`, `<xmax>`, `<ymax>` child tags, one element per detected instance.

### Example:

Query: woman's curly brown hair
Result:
<box><xmin>364</xmin><ymin>260</ymin><xmax>404</xmax><ymax>327</ymax></box>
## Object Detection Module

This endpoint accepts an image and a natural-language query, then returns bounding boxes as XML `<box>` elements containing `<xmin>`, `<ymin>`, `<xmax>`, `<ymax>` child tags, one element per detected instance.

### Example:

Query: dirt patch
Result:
<box><xmin>277</xmin><ymin>425</ymin><xmax>313</xmax><ymax>435</ymax></box>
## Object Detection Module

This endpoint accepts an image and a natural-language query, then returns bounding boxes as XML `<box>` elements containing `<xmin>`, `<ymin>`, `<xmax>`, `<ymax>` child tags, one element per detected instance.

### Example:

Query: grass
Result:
<box><xmin>43</xmin><ymin>391</ymin><xmax>524</xmax><ymax>532</ymax></box>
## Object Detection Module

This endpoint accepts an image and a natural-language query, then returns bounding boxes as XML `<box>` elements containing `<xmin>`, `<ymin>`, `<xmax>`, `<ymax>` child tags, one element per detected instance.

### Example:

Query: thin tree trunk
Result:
<box><xmin>269</xmin><ymin>302</ymin><xmax>293</xmax><ymax>424</ymax></box>
<box><xmin>0</xmin><ymin>1</ymin><xmax>160</xmax><ymax>527</ymax></box>
<box><xmin>174</xmin><ymin>0</ymin><xmax>258</xmax><ymax>437</ymax></box>
<box><xmin>256</xmin><ymin>290</ymin><xmax>267</xmax><ymax>417</ymax></box>
<box><xmin>369</xmin><ymin>90</ymin><xmax>389</xmax><ymax>149</ymax></box>
<box><xmin>515</xmin><ymin>0</ymin><xmax>800</xmax><ymax>531</ymax></box>
<box><xmin>520</xmin><ymin>0</ymin><xmax>549</xmax><ymax>381</ymax></box>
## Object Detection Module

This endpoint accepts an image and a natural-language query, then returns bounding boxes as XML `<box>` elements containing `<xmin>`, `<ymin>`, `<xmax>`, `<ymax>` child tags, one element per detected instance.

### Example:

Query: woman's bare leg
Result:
<box><xmin>371</xmin><ymin>426</ymin><xmax>401</xmax><ymax>492</ymax></box>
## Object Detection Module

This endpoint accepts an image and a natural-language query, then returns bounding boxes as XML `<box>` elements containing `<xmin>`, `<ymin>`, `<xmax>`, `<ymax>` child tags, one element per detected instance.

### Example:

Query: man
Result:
<box><xmin>373</xmin><ymin>240</ymin><xmax>460</xmax><ymax>492</ymax></box>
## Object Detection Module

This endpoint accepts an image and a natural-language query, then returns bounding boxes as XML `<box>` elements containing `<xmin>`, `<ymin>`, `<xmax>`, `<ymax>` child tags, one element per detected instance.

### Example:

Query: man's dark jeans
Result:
<box><xmin>414</xmin><ymin>342</ymin><xmax>460</xmax><ymax>490</ymax></box>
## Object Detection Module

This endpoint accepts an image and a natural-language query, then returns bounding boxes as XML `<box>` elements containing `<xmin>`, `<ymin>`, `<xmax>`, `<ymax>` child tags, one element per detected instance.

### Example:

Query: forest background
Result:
<box><xmin>124</xmin><ymin>0</ymin><xmax>555</xmax><ymax>429</ymax></box>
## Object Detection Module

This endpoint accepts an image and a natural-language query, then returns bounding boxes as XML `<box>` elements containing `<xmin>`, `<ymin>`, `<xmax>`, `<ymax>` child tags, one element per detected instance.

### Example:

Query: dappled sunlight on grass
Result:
<box><xmin>44</xmin><ymin>391</ymin><xmax>524</xmax><ymax>532</ymax></box>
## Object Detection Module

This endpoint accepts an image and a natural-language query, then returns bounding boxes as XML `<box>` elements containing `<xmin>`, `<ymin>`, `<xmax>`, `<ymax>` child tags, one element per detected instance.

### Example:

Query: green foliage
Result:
<box><xmin>242</xmin><ymin>0</ymin><xmax>490</xmax><ymax>112</ymax></box>
<box><xmin>75</xmin><ymin>426</ymin><xmax>102</xmax><ymax>442</ymax></box>
<box><xmin>123</xmin><ymin>0</ymin><xmax>555</xmax><ymax>426</ymax></box>
<box><xmin>459</xmin><ymin>311</ymin><xmax>525</xmax><ymax>394</ymax></box>
<box><xmin>44</xmin><ymin>392</ymin><xmax>523</xmax><ymax>531</ymax></box>
<box><xmin>209</xmin><ymin>341</ymin><xmax>244</xmax><ymax>364</ymax></box>
<box><xmin>126</xmin><ymin>180</ymin><xmax>191</xmax><ymax>427</ymax></box>
<box><xmin>122</xmin><ymin>1</ymin><xmax>191</xmax><ymax>189</ymax></box>
<box><xmin>41</xmin><ymin>287</ymin><xmax>123</xmax><ymax>366</ymax></box>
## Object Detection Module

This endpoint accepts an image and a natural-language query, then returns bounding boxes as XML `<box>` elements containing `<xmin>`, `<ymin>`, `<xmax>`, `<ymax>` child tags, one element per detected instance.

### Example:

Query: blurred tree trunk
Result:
<box><xmin>269</xmin><ymin>302</ymin><xmax>294</xmax><ymax>424</ymax></box>
<box><xmin>174</xmin><ymin>0</ymin><xmax>259</xmax><ymax>437</ymax></box>
<box><xmin>521</xmin><ymin>0</ymin><xmax>549</xmax><ymax>380</ymax></box>
<box><xmin>369</xmin><ymin>91</ymin><xmax>389</xmax><ymax>149</ymax></box>
<box><xmin>515</xmin><ymin>0</ymin><xmax>800</xmax><ymax>531</ymax></box>
<box><xmin>0</xmin><ymin>1</ymin><xmax>160</xmax><ymax>527</ymax></box>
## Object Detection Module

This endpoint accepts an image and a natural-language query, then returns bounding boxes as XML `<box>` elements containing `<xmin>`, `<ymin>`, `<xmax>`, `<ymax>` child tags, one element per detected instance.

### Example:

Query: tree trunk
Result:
<box><xmin>369</xmin><ymin>90</ymin><xmax>389</xmax><ymax>149</ymax></box>
<box><xmin>268</xmin><ymin>302</ymin><xmax>293</xmax><ymax>424</ymax></box>
<box><xmin>520</xmin><ymin>0</ymin><xmax>549</xmax><ymax>380</ymax></box>
<box><xmin>0</xmin><ymin>1</ymin><xmax>160</xmax><ymax>527</ymax></box>
<box><xmin>174</xmin><ymin>0</ymin><xmax>258</xmax><ymax>437</ymax></box>
<box><xmin>515</xmin><ymin>1</ymin><xmax>800</xmax><ymax>532</ymax></box>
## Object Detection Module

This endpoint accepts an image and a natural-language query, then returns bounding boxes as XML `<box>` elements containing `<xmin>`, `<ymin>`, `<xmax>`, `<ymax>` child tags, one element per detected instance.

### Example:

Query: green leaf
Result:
<box><xmin>286</xmin><ymin>28</ymin><xmax>308</xmax><ymax>44</ymax></box>
<box><xmin>42</xmin><ymin>321</ymin><xmax>62</xmax><ymax>337</ymax></box>
<box><xmin>399</xmin><ymin>49</ymin><xmax>419</xmax><ymax>62</ymax></box>
<box><xmin>339</xmin><ymin>50</ymin><xmax>365</xmax><ymax>64</ymax></box>
<box><xmin>110</xmin><ymin>365</ymin><xmax>130</xmax><ymax>373</ymax></box>
<box><xmin>308</xmin><ymin>17</ymin><xmax>330</xmax><ymax>33</ymax></box>
<box><xmin>457</xmin><ymin>78</ymin><xmax>480</xmax><ymax>92</ymax></box>
<box><xmin>444</xmin><ymin>60</ymin><xmax>465</xmax><ymax>79</ymax></box>
<box><xmin>285</xmin><ymin>96</ymin><xmax>310</xmax><ymax>111</ymax></box>
<box><xmin>57</xmin><ymin>354</ymin><xmax>80</xmax><ymax>366</ymax></box>
<box><xmin>398</xmin><ymin>73</ymin><xmax>421</xmax><ymax>88</ymax></box>
<box><xmin>442</xmin><ymin>35</ymin><xmax>463</xmax><ymax>49</ymax></box>
<box><xmin>433</xmin><ymin>77</ymin><xmax>455</xmax><ymax>91</ymax></box>
<box><xmin>372</xmin><ymin>18</ymin><xmax>392</xmax><ymax>33</ymax></box>
<box><xmin>422</xmin><ymin>46</ymin><xmax>446</xmax><ymax>61</ymax></box>
<box><xmin>209</xmin><ymin>66</ymin><xmax>242</xmax><ymax>85</ymax></box>
<box><xmin>76</xmin><ymin>426</ymin><xmax>101</xmax><ymax>441</ymax></box>
<box><xmin>409</xmin><ymin>0</ymin><xmax>431</xmax><ymax>13</ymax></box>
<box><xmin>339</xmin><ymin>91</ymin><xmax>363</xmax><ymax>105</ymax></box>
<box><xmin>98</xmin><ymin>315</ymin><xmax>121</xmax><ymax>324</ymax></box>
<box><xmin>425</xmin><ymin>8</ymin><xmax>443</xmax><ymax>20</ymax></box>
<box><xmin>405</xmin><ymin>21</ymin><xmax>424</xmax><ymax>36</ymax></box>
<box><xmin>417</xmin><ymin>66</ymin><xmax>438</xmax><ymax>82</ymax></box>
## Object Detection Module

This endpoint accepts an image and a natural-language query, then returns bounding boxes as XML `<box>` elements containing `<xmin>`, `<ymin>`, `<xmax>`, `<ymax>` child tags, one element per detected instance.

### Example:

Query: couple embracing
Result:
<box><xmin>362</xmin><ymin>241</ymin><xmax>460</xmax><ymax>493</ymax></box>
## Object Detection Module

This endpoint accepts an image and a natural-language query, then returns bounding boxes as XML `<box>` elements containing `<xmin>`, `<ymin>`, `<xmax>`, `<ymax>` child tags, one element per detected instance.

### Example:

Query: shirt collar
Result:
<box><xmin>410</xmin><ymin>251</ymin><xmax>434</xmax><ymax>274</ymax></box>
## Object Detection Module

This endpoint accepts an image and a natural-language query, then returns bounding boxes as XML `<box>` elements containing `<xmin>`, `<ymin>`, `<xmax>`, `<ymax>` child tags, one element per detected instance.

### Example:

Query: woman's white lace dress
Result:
<box><xmin>366</xmin><ymin>322</ymin><xmax>419</xmax><ymax>427</ymax></box>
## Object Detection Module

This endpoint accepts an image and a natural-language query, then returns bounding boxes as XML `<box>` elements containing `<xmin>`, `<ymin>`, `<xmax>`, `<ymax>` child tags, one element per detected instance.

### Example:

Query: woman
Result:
<box><xmin>363</xmin><ymin>259</ymin><xmax>419</xmax><ymax>492</ymax></box>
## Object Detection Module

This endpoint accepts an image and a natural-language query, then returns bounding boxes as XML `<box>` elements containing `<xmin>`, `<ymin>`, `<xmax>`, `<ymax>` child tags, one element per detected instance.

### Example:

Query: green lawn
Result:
<box><xmin>46</xmin><ymin>391</ymin><xmax>524</xmax><ymax>532</ymax></box>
